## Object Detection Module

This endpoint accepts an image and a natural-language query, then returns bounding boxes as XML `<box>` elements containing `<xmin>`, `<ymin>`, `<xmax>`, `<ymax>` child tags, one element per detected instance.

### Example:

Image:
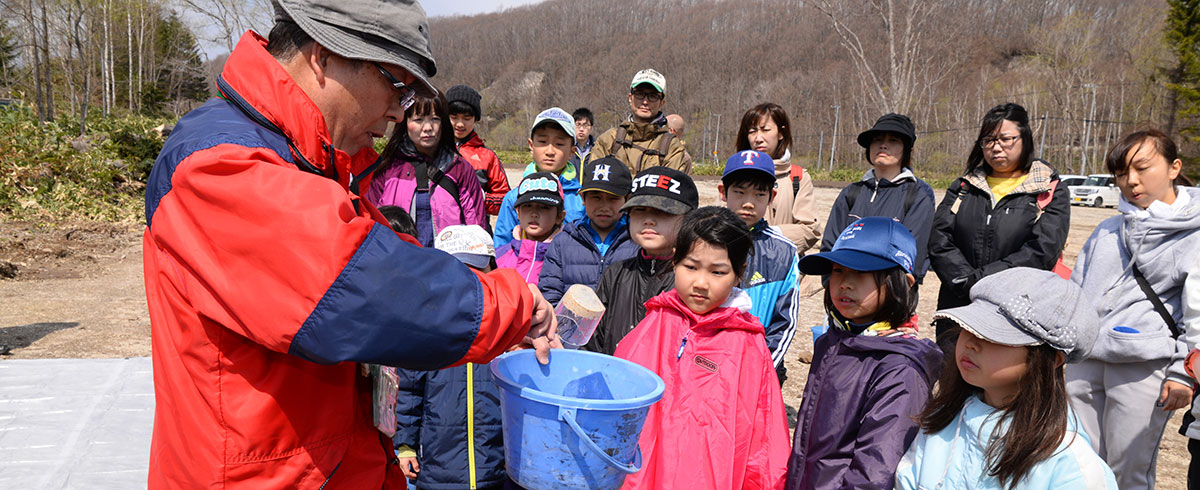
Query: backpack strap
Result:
<box><xmin>414</xmin><ymin>159</ymin><xmax>466</xmax><ymax>223</ymax></box>
<box><xmin>610</xmin><ymin>126</ymin><xmax>628</xmax><ymax>155</ymax></box>
<box><xmin>1132</xmin><ymin>264</ymin><xmax>1181</xmax><ymax>338</ymax></box>
<box><xmin>610</xmin><ymin>125</ymin><xmax>677</xmax><ymax>173</ymax></box>
<box><xmin>655</xmin><ymin>132</ymin><xmax>675</xmax><ymax>166</ymax></box>
<box><xmin>903</xmin><ymin>182</ymin><xmax>918</xmax><ymax>215</ymax></box>
<box><xmin>949</xmin><ymin>180</ymin><xmax>967</xmax><ymax>215</ymax></box>
<box><xmin>1033</xmin><ymin>179</ymin><xmax>1058</xmax><ymax>220</ymax></box>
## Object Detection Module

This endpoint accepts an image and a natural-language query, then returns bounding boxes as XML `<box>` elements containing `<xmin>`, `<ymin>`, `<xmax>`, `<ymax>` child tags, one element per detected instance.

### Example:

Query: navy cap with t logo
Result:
<box><xmin>619</xmin><ymin>166</ymin><xmax>699</xmax><ymax>215</ymax></box>
<box><xmin>798</xmin><ymin>216</ymin><xmax>917</xmax><ymax>274</ymax></box>
<box><xmin>582</xmin><ymin>157</ymin><xmax>633</xmax><ymax>197</ymax></box>
<box><xmin>722</xmin><ymin>150</ymin><xmax>777</xmax><ymax>182</ymax></box>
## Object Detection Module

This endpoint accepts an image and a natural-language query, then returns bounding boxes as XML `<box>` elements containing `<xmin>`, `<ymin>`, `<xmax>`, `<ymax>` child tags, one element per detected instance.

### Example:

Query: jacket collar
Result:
<box><xmin>219</xmin><ymin>31</ymin><xmax>377</xmax><ymax>188</ymax></box>
<box><xmin>620</xmin><ymin>112</ymin><xmax>669</xmax><ymax>141</ymax></box>
<box><xmin>645</xmin><ymin>289</ymin><xmax>760</xmax><ymax>334</ymax></box>
<box><xmin>460</xmin><ymin>131</ymin><xmax>485</xmax><ymax>148</ymax></box>
<box><xmin>774</xmin><ymin>148</ymin><xmax>792</xmax><ymax>177</ymax></box>
<box><xmin>962</xmin><ymin>159</ymin><xmax>1055</xmax><ymax>196</ymax></box>
<box><xmin>861</xmin><ymin>167</ymin><xmax>915</xmax><ymax>187</ymax></box>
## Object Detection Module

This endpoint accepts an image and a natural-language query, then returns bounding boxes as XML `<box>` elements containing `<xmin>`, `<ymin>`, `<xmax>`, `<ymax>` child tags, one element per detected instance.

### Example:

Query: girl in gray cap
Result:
<box><xmin>896</xmin><ymin>267</ymin><xmax>1117</xmax><ymax>490</ymax></box>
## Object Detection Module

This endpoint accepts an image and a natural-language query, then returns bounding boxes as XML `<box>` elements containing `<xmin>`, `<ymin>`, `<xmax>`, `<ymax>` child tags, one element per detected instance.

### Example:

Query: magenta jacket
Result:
<box><xmin>496</xmin><ymin>239</ymin><xmax>552</xmax><ymax>284</ymax></box>
<box><xmin>366</xmin><ymin>147</ymin><xmax>486</xmax><ymax>237</ymax></box>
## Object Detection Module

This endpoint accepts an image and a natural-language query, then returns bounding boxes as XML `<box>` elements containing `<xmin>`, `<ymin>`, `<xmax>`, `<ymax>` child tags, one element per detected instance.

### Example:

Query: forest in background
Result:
<box><xmin>429</xmin><ymin>0</ymin><xmax>1200</xmax><ymax>178</ymax></box>
<box><xmin>0</xmin><ymin>0</ymin><xmax>1197</xmax><ymax>220</ymax></box>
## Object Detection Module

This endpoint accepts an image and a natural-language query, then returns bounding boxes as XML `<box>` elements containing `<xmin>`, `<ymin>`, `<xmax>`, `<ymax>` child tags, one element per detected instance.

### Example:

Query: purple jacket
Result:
<box><xmin>785</xmin><ymin>323</ymin><xmax>942</xmax><ymax>490</ymax></box>
<box><xmin>496</xmin><ymin>239</ymin><xmax>551</xmax><ymax>284</ymax></box>
<box><xmin>365</xmin><ymin>147</ymin><xmax>486</xmax><ymax>237</ymax></box>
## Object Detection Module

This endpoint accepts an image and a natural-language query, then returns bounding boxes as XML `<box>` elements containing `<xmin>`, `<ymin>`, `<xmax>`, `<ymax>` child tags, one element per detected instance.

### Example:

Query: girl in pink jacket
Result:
<box><xmin>616</xmin><ymin>206</ymin><xmax>790</xmax><ymax>490</ymax></box>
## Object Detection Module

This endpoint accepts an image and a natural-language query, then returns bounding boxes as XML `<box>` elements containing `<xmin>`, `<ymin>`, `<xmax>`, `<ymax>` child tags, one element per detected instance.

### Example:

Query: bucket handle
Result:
<box><xmin>559</xmin><ymin>407</ymin><xmax>642</xmax><ymax>474</ymax></box>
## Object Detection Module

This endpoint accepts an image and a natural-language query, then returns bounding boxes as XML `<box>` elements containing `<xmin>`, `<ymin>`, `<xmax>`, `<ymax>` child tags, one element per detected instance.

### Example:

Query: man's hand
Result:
<box><xmin>520</xmin><ymin>284</ymin><xmax>559</xmax><ymax>365</ymax></box>
<box><xmin>1159</xmin><ymin>380</ymin><xmax>1194</xmax><ymax>411</ymax></box>
<box><xmin>398</xmin><ymin>457</ymin><xmax>419</xmax><ymax>479</ymax></box>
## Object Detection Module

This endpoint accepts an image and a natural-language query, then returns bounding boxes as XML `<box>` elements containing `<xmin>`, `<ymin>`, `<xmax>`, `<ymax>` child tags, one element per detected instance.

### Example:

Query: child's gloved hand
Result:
<box><xmin>398</xmin><ymin>457</ymin><xmax>420</xmax><ymax>479</ymax></box>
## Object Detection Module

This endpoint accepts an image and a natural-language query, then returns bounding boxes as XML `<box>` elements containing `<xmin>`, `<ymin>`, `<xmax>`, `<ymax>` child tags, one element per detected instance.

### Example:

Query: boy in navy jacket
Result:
<box><xmin>539</xmin><ymin>157</ymin><xmax>639</xmax><ymax>304</ymax></box>
<box><xmin>719</xmin><ymin>150</ymin><xmax>801</xmax><ymax>384</ymax></box>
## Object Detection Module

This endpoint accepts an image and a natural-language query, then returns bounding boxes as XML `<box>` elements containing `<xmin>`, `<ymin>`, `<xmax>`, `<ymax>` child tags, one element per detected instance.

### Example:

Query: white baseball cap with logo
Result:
<box><xmin>434</xmin><ymin>225</ymin><xmax>495</xmax><ymax>270</ymax></box>
<box><xmin>631</xmin><ymin>69</ymin><xmax>666</xmax><ymax>95</ymax></box>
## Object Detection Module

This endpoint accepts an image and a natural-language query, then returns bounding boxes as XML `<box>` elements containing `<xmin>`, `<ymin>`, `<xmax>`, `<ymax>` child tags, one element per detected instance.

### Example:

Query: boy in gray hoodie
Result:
<box><xmin>1066</xmin><ymin>129</ymin><xmax>1200</xmax><ymax>490</ymax></box>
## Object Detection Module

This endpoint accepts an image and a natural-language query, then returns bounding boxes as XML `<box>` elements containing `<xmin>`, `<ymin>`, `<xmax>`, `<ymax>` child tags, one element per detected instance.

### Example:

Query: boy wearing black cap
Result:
<box><xmin>495</xmin><ymin>172</ymin><xmax>565</xmax><ymax>284</ymax></box>
<box><xmin>447</xmin><ymin>84</ymin><xmax>510</xmax><ymax>217</ymax></box>
<box><xmin>584</xmin><ymin>166</ymin><xmax>699</xmax><ymax>355</ymax></box>
<box><xmin>719</xmin><ymin>150</ymin><xmax>801</xmax><ymax>384</ymax></box>
<box><xmin>821</xmin><ymin>113</ymin><xmax>936</xmax><ymax>282</ymax></box>
<box><xmin>539</xmin><ymin>157</ymin><xmax>639</xmax><ymax>304</ymax></box>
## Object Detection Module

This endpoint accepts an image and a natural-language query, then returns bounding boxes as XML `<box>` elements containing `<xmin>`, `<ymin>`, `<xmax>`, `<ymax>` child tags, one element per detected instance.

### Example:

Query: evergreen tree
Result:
<box><xmin>1164</xmin><ymin>0</ymin><xmax>1200</xmax><ymax>143</ymax></box>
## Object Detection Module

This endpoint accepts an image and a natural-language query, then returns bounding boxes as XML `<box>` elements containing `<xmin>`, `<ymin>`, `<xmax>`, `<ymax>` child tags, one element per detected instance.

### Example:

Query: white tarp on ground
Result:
<box><xmin>0</xmin><ymin>357</ymin><xmax>153</xmax><ymax>489</ymax></box>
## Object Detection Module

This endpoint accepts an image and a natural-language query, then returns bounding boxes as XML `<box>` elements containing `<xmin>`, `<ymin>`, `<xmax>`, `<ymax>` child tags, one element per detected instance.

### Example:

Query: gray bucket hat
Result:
<box><xmin>933</xmin><ymin>267</ymin><xmax>1099</xmax><ymax>363</ymax></box>
<box><xmin>273</xmin><ymin>0</ymin><xmax>439</xmax><ymax>97</ymax></box>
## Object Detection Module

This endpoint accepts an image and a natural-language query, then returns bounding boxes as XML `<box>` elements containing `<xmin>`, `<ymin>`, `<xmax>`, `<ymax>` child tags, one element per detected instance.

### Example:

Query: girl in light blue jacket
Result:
<box><xmin>895</xmin><ymin>268</ymin><xmax>1117</xmax><ymax>490</ymax></box>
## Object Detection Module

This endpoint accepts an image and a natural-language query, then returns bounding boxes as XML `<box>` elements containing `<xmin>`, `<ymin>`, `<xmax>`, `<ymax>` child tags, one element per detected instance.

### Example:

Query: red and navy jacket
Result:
<box><xmin>142</xmin><ymin>31</ymin><xmax>534</xmax><ymax>489</ymax></box>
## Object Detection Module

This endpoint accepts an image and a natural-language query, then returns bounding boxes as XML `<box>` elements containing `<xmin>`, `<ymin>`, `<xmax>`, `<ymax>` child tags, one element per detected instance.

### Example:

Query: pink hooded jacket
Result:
<box><xmin>615</xmin><ymin>289</ymin><xmax>790</xmax><ymax>490</ymax></box>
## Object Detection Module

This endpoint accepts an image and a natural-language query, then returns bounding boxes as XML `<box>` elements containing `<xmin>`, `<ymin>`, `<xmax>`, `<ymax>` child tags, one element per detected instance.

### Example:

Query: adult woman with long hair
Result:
<box><xmin>928</xmin><ymin>103</ymin><xmax>1070</xmax><ymax>340</ymax></box>
<box><xmin>366</xmin><ymin>93</ymin><xmax>486</xmax><ymax>247</ymax></box>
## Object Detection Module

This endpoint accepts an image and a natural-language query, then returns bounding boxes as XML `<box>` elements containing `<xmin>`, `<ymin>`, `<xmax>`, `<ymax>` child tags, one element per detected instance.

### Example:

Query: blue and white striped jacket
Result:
<box><xmin>742</xmin><ymin>220</ymin><xmax>801</xmax><ymax>368</ymax></box>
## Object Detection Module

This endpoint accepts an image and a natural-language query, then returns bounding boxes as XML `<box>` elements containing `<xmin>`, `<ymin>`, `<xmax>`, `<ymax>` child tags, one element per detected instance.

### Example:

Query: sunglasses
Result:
<box><xmin>373</xmin><ymin>62</ymin><xmax>416</xmax><ymax>111</ymax></box>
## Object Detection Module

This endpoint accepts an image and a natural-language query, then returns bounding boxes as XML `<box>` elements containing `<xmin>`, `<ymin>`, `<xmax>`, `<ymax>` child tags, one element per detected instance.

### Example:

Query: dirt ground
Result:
<box><xmin>0</xmin><ymin>178</ymin><xmax>1190</xmax><ymax>488</ymax></box>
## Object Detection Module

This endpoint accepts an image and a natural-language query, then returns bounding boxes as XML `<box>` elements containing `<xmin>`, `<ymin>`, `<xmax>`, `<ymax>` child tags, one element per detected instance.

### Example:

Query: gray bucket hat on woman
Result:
<box><xmin>273</xmin><ymin>0</ymin><xmax>439</xmax><ymax>96</ymax></box>
<box><xmin>933</xmin><ymin>267</ymin><xmax>1099</xmax><ymax>363</ymax></box>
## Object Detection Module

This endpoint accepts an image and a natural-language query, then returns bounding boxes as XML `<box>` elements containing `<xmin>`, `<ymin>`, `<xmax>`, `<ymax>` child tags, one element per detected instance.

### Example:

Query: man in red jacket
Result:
<box><xmin>142</xmin><ymin>0</ymin><xmax>555</xmax><ymax>488</ymax></box>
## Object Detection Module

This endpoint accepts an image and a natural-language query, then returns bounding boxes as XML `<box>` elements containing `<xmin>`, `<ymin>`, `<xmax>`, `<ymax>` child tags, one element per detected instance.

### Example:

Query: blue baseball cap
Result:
<box><xmin>530</xmin><ymin>107</ymin><xmax>577</xmax><ymax>144</ymax></box>
<box><xmin>798</xmin><ymin>217</ymin><xmax>916</xmax><ymax>274</ymax></box>
<box><xmin>722</xmin><ymin>150</ymin><xmax>776</xmax><ymax>182</ymax></box>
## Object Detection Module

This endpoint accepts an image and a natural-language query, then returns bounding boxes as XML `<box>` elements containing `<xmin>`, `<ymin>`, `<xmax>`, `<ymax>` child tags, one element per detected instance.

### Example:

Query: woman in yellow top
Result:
<box><xmin>927</xmin><ymin>102</ymin><xmax>1071</xmax><ymax>345</ymax></box>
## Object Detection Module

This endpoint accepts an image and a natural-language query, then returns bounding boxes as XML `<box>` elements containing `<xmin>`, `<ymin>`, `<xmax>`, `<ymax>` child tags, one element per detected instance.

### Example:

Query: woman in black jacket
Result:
<box><xmin>928</xmin><ymin>103</ymin><xmax>1070</xmax><ymax>340</ymax></box>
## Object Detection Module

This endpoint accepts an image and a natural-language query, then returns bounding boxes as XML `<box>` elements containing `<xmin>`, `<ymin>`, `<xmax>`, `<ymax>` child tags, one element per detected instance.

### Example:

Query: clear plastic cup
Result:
<box><xmin>555</xmin><ymin>284</ymin><xmax>605</xmax><ymax>349</ymax></box>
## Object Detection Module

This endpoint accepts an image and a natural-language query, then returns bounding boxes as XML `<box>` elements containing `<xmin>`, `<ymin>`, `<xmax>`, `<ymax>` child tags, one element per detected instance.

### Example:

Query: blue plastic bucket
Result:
<box><xmin>489</xmin><ymin>349</ymin><xmax>665</xmax><ymax>490</ymax></box>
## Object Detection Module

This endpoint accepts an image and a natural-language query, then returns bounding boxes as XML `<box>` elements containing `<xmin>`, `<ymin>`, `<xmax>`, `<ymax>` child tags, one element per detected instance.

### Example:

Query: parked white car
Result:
<box><xmin>1070</xmin><ymin>174</ymin><xmax>1119</xmax><ymax>208</ymax></box>
<box><xmin>1060</xmin><ymin>174</ymin><xmax>1087</xmax><ymax>188</ymax></box>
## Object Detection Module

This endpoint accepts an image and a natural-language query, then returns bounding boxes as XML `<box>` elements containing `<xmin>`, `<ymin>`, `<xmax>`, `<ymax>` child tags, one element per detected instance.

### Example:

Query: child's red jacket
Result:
<box><xmin>457</xmin><ymin>132</ymin><xmax>510</xmax><ymax>215</ymax></box>
<box><xmin>615</xmin><ymin>289</ymin><xmax>790</xmax><ymax>490</ymax></box>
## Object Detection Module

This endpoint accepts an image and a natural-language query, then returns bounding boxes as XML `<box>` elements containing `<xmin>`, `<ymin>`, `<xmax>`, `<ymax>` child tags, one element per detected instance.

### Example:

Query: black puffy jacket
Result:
<box><xmin>583</xmin><ymin>251</ymin><xmax>675</xmax><ymax>355</ymax></box>
<box><xmin>928</xmin><ymin>160</ymin><xmax>1070</xmax><ymax>309</ymax></box>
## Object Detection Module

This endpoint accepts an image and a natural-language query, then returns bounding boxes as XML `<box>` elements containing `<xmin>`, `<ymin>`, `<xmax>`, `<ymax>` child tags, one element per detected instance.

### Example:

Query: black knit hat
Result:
<box><xmin>446</xmin><ymin>85</ymin><xmax>482</xmax><ymax>120</ymax></box>
<box><xmin>857</xmin><ymin>113</ymin><xmax>916</xmax><ymax>149</ymax></box>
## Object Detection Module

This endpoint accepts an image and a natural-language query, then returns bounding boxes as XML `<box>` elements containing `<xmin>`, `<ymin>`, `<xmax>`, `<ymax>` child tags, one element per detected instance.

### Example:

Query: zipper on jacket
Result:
<box><xmin>467</xmin><ymin>363</ymin><xmax>478</xmax><ymax>489</ymax></box>
<box><xmin>676</xmin><ymin>333</ymin><xmax>690</xmax><ymax>360</ymax></box>
<box><xmin>318</xmin><ymin>459</ymin><xmax>343</xmax><ymax>490</ymax></box>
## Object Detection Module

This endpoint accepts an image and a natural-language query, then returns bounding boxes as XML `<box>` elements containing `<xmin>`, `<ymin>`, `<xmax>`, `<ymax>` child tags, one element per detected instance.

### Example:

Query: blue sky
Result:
<box><xmin>190</xmin><ymin>0</ymin><xmax>547</xmax><ymax>59</ymax></box>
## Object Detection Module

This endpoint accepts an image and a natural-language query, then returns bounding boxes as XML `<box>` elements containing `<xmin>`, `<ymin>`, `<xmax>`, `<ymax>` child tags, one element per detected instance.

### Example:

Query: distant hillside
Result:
<box><xmin>428</xmin><ymin>0</ymin><xmax>1176</xmax><ymax>177</ymax></box>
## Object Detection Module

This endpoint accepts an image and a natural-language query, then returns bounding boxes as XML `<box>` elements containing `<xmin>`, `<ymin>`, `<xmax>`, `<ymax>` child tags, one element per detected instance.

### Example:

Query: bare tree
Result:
<box><xmin>812</xmin><ymin>0</ymin><xmax>957</xmax><ymax>116</ymax></box>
